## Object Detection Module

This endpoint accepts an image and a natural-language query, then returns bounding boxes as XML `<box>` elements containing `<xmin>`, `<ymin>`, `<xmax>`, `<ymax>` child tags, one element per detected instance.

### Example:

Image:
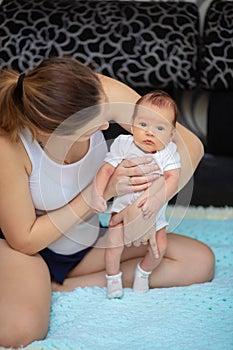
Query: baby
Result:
<box><xmin>92</xmin><ymin>90</ymin><xmax>181</xmax><ymax>298</ymax></box>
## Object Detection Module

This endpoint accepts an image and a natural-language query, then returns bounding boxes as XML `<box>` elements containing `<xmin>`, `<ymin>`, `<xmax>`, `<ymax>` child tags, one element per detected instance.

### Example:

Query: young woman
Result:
<box><xmin>0</xmin><ymin>56</ymin><xmax>215</xmax><ymax>348</ymax></box>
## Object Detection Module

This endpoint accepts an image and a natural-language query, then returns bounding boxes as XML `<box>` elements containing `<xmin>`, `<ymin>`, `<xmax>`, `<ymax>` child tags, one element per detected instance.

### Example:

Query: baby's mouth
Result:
<box><xmin>144</xmin><ymin>139</ymin><xmax>154</xmax><ymax>145</ymax></box>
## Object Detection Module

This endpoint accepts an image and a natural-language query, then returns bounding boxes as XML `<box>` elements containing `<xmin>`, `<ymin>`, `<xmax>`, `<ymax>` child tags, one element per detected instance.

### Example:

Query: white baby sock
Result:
<box><xmin>106</xmin><ymin>271</ymin><xmax>123</xmax><ymax>299</ymax></box>
<box><xmin>133</xmin><ymin>263</ymin><xmax>152</xmax><ymax>293</ymax></box>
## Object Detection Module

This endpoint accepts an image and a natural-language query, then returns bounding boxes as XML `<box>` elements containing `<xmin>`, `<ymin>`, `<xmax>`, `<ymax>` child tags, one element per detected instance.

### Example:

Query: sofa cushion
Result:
<box><xmin>207</xmin><ymin>91</ymin><xmax>233</xmax><ymax>156</ymax></box>
<box><xmin>201</xmin><ymin>0</ymin><xmax>233</xmax><ymax>90</ymax></box>
<box><xmin>0</xmin><ymin>0</ymin><xmax>199</xmax><ymax>90</ymax></box>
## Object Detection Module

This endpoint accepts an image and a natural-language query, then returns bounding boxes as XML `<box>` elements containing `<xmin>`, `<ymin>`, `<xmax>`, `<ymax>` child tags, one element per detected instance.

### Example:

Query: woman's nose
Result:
<box><xmin>100</xmin><ymin>121</ymin><xmax>109</xmax><ymax>130</ymax></box>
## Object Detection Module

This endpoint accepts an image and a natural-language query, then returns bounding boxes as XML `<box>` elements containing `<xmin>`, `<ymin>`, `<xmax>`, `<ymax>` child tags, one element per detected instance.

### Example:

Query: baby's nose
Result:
<box><xmin>146</xmin><ymin>127</ymin><xmax>155</xmax><ymax>136</ymax></box>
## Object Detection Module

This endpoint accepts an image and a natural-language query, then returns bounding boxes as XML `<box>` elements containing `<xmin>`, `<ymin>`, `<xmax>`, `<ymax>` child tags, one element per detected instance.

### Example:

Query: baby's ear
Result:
<box><xmin>170</xmin><ymin>128</ymin><xmax>176</xmax><ymax>141</ymax></box>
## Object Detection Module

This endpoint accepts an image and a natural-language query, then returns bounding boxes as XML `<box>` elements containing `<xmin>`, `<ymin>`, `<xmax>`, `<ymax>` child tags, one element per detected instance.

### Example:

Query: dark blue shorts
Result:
<box><xmin>0</xmin><ymin>229</ymin><xmax>92</xmax><ymax>284</ymax></box>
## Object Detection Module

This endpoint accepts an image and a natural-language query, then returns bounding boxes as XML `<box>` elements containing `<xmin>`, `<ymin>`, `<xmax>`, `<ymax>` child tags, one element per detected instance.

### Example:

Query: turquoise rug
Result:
<box><xmin>4</xmin><ymin>207</ymin><xmax>233</xmax><ymax>350</ymax></box>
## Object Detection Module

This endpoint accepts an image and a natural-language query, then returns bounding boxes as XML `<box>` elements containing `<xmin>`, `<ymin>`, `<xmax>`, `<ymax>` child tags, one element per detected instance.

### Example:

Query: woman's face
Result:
<box><xmin>37</xmin><ymin>94</ymin><xmax>110</xmax><ymax>147</ymax></box>
<box><xmin>76</xmin><ymin>101</ymin><xmax>110</xmax><ymax>141</ymax></box>
<box><xmin>51</xmin><ymin>93</ymin><xmax>110</xmax><ymax>142</ymax></box>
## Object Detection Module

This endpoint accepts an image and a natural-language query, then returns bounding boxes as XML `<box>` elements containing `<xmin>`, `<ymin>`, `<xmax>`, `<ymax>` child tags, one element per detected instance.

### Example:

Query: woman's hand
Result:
<box><xmin>109</xmin><ymin>176</ymin><xmax>166</xmax><ymax>252</ymax></box>
<box><xmin>104</xmin><ymin>156</ymin><xmax>159</xmax><ymax>200</ymax></box>
<box><xmin>110</xmin><ymin>206</ymin><xmax>159</xmax><ymax>257</ymax></box>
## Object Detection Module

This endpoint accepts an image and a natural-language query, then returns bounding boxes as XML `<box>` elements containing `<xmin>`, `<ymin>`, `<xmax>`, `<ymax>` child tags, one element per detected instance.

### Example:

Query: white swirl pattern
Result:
<box><xmin>201</xmin><ymin>0</ymin><xmax>233</xmax><ymax>90</ymax></box>
<box><xmin>0</xmin><ymin>0</ymin><xmax>199</xmax><ymax>90</ymax></box>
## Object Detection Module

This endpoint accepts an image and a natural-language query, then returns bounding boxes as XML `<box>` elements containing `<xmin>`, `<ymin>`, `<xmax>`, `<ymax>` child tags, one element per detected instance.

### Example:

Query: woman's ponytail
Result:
<box><xmin>0</xmin><ymin>69</ymin><xmax>34</xmax><ymax>142</ymax></box>
<box><xmin>0</xmin><ymin>56</ymin><xmax>105</xmax><ymax>142</ymax></box>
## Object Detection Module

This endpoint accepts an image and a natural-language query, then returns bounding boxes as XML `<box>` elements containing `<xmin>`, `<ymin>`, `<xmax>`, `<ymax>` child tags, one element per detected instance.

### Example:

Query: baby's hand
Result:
<box><xmin>137</xmin><ymin>197</ymin><xmax>160</xmax><ymax>219</ymax></box>
<box><xmin>88</xmin><ymin>182</ymin><xmax>107</xmax><ymax>213</ymax></box>
<box><xmin>91</xmin><ymin>194</ymin><xmax>107</xmax><ymax>213</ymax></box>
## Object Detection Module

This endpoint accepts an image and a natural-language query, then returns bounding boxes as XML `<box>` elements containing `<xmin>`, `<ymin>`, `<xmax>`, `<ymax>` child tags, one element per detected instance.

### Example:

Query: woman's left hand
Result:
<box><xmin>104</xmin><ymin>156</ymin><xmax>160</xmax><ymax>200</ymax></box>
<box><xmin>110</xmin><ymin>176</ymin><xmax>165</xmax><ymax>250</ymax></box>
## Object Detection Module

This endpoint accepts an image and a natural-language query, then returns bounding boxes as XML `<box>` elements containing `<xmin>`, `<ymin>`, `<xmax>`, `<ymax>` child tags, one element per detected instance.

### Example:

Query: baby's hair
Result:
<box><xmin>0</xmin><ymin>56</ymin><xmax>105</xmax><ymax>141</ymax></box>
<box><xmin>133</xmin><ymin>90</ymin><xmax>178</xmax><ymax>126</ymax></box>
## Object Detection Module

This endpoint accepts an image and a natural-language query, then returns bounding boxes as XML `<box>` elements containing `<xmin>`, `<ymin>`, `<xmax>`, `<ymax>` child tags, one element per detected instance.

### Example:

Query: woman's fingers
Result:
<box><xmin>106</xmin><ymin>156</ymin><xmax>160</xmax><ymax>198</ymax></box>
<box><xmin>128</xmin><ymin>174</ymin><xmax>158</xmax><ymax>186</ymax></box>
<box><xmin>121</xmin><ymin>156</ymin><xmax>154</xmax><ymax>168</ymax></box>
<box><xmin>149</xmin><ymin>233</ymin><xmax>160</xmax><ymax>259</ymax></box>
<box><xmin>121</xmin><ymin>158</ymin><xmax>159</xmax><ymax>177</ymax></box>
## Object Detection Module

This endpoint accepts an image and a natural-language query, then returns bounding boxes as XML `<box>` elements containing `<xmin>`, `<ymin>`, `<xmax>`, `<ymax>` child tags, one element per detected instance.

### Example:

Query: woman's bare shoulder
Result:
<box><xmin>0</xmin><ymin>128</ymin><xmax>31</xmax><ymax>174</ymax></box>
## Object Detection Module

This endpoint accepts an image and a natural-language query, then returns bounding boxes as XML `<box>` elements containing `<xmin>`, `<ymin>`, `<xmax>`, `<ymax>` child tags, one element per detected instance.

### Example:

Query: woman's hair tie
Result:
<box><xmin>14</xmin><ymin>72</ymin><xmax>26</xmax><ymax>107</ymax></box>
<box><xmin>17</xmin><ymin>73</ymin><xmax>25</xmax><ymax>98</ymax></box>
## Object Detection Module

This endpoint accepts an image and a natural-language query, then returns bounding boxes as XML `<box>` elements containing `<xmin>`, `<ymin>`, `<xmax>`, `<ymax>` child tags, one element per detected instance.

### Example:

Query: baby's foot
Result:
<box><xmin>106</xmin><ymin>272</ymin><xmax>123</xmax><ymax>299</ymax></box>
<box><xmin>133</xmin><ymin>263</ymin><xmax>152</xmax><ymax>293</ymax></box>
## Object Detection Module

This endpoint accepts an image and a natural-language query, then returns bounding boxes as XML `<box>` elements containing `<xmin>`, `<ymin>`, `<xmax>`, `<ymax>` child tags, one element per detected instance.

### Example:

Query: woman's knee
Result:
<box><xmin>0</xmin><ymin>309</ymin><xmax>49</xmax><ymax>348</ymax></box>
<box><xmin>166</xmin><ymin>233</ymin><xmax>215</xmax><ymax>285</ymax></box>
<box><xmin>201</xmin><ymin>243</ymin><xmax>215</xmax><ymax>282</ymax></box>
<box><xmin>192</xmin><ymin>241</ymin><xmax>215</xmax><ymax>283</ymax></box>
<box><xmin>0</xmin><ymin>242</ymin><xmax>51</xmax><ymax>348</ymax></box>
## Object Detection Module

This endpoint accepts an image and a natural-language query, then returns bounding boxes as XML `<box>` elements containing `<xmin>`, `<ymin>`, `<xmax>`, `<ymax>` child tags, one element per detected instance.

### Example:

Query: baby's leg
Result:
<box><xmin>105</xmin><ymin>221</ymin><xmax>125</xmax><ymax>275</ymax></box>
<box><xmin>105</xmin><ymin>220</ymin><xmax>125</xmax><ymax>298</ymax></box>
<box><xmin>133</xmin><ymin>227</ymin><xmax>167</xmax><ymax>292</ymax></box>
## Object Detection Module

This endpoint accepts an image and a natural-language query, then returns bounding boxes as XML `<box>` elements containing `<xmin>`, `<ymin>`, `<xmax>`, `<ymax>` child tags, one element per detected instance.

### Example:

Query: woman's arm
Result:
<box><xmin>98</xmin><ymin>73</ymin><xmax>140</xmax><ymax>133</ymax></box>
<box><xmin>175</xmin><ymin>122</ymin><xmax>204</xmax><ymax>188</ymax></box>
<box><xmin>0</xmin><ymin>136</ymin><xmax>96</xmax><ymax>255</ymax></box>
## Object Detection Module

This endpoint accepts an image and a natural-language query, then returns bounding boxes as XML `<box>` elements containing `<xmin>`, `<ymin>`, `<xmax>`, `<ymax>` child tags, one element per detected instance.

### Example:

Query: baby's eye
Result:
<box><xmin>139</xmin><ymin>122</ymin><xmax>147</xmax><ymax>127</ymax></box>
<box><xmin>156</xmin><ymin>126</ymin><xmax>164</xmax><ymax>131</ymax></box>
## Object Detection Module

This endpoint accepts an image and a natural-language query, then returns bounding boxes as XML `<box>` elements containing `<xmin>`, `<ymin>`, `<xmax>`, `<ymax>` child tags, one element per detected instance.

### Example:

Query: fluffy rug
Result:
<box><xmin>2</xmin><ymin>206</ymin><xmax>233</xmax><ymax>350</ymax></box>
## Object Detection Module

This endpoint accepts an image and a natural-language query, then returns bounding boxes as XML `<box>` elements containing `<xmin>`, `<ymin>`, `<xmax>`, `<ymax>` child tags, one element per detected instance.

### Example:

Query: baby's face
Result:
<box><xmin>131</xmin><ymin>103</ymin><xmax>175</xmax><ymax>153</ymax></box>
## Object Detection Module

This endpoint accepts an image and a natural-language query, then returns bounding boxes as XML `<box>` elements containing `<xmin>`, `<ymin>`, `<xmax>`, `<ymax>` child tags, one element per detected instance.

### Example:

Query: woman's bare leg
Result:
<box><xmin>148</xmin><ymin>232</ymin><xmax>215</xmax><ymax>288</ymax></box>
<box><xmin>0</xmin><ymin>240</ymin><xmax>51</xmax><ymax>348</ymax></box>
<box><xmin>53</xmin><ymin>232</ymin><xmax>215</xmax><ymax>291</ymax></box>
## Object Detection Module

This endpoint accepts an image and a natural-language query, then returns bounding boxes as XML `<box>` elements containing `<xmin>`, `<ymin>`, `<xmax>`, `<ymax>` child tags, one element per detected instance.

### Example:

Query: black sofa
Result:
<box><xmin>0</xmin><ymin>0</ymin><xmax>233</xmax><ymax>206</ymax></box>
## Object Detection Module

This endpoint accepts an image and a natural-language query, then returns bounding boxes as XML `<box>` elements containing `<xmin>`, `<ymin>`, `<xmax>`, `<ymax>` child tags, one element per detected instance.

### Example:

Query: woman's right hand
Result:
<box><xmin>104</xmin><ymin>156</ymin><xmax>160</xmax><ymax>200</ymax></box>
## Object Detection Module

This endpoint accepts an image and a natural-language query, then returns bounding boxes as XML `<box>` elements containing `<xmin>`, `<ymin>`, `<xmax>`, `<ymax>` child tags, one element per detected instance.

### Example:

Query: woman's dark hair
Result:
<box><xmin>0</xmin><ymin>56</ymin><xmax>105</xmax><ymax>141</ymax></box>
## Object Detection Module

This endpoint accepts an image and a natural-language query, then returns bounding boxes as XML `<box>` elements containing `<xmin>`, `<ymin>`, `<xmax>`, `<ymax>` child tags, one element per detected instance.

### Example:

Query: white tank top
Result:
<box><xmin>19</xmin><ymin>128</ymin><xmax>107</xmax><ymax>254</ymax></box>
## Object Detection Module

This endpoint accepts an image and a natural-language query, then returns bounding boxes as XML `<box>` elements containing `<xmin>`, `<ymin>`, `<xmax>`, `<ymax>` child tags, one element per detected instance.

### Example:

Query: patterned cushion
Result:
<box><xmin>201</xmin><ymin>0</ymin><xmax>233</xmax><ymax>90</ymax></box>
<box><xmin>0</xmin><ymin>0</ymin><xmax>199</xmax><ymax>90</ymax></box>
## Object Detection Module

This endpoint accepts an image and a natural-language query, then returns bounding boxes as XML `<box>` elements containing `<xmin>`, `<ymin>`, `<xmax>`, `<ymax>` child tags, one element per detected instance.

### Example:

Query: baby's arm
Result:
<box><xmin>91</xmin><ymin>162</ymin><xmax>115</xmax><ymax>213</ymax></box>
<box><xmin>138</xmin><ymin>168</ymin><xmax>180</xmax><ymax>219</ymax></box>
